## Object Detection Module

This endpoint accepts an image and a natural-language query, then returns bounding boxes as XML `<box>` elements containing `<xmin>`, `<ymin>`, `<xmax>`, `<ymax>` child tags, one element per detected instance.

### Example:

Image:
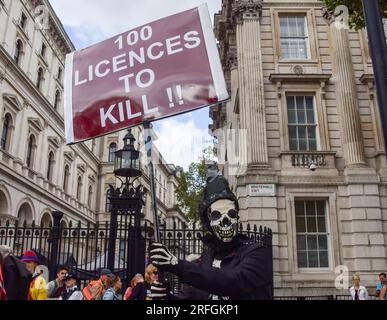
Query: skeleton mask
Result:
<box><xmin>208</xmin><ymin>199</ymin><xmax>239</xmax><ymax>242</ymax></box>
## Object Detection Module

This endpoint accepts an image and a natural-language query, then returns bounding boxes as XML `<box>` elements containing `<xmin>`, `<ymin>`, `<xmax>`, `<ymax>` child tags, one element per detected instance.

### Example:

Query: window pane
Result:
<box><xmin>288</xmin><ymin>126</ymin><xmax>297</xmax><ymax>139</ymax></box>
<box><xmin>319</xmin><ymin>251</ymin><xmax>329</xmax><ymax>267</ymax></box>
<box><xmin>305</xmin><ymin>201</ymin><xmax>315</xmax><ymax>216</ymax></box>
<box><xmin>307</xmin><ymin>110</ymin><xmax>315</xmax><ymax>123</ymax></box>
<box><xmin>288</xmin><ymin>110</ymin><xmax>296</xmax><ymax>124</ymax></box>
<box><xmin>295</xmin><ymin>201</ymin><xmax>305</xmax><ymax>216</ymax></box>
<box><xmin>308</xmin><ymin>251</ymin><xmax>319</xmax><ymax>268</ymax></box>
<box><xmin>307</xmin><ymin>235</ymin><xmax>318</xmax><ymax>250</ymax></box>
<box><xmin>287</xmin><ymin>96</ymin><xmax>295</xmax><ymax>110</ymax></box>
<box><xmin>289</xmin><ymin>139</ymin><xmax>298</xmax><ymax>151</ymax></box>
<box><xmin>297</xmin><ymin>110</ymin><xmax>306</xmax><ymax>124</ymax></box>
<box><xmin>296</xmin><ymin>217</ymin><xmax>306</xmax><ymax>232</ymax></box>
<box><xmin>296</xmin><ymin>97</ymin><xmax>304</xmax><ymax>110</ymax></box>
<box><xmin>295</xmin><ymin>16</ymin><xmax>306</xmax><ymax>36</ymax></box>
<box><xmin>317</xmin><ymin>217</ymin><xmax>326</xmax><ymax>232</ymax></box>
<box><xmin>307</xmin><ymin>217</ymin><xmax>317</xmax><ymax>232</ymax></box>
<box><xmin>307</xmin><ymin>127</ymin><xmax>316</xmax><ymax>139</ymax></box>
<box><xmin>316</xmin><ymin>201</ymin><xmax>325</xmax><ymax>215</ymax></box>
<box><xmin>309</xmin><ymin>139</ymin><xmax>317</xmax><ymax>151</ymax></box>
<box><xmin>297</xmin><ymin>235</ymin><xmax>307</xmax><ymax>250</ymax></box>
<box><xmin>305</xmin><ymin>96</ymin><xmax>314</xmax><ymax>110</ymax></box>
<box><xmin>297</xmin><ymin>251</ymin><xmax>307</xmax><ymax>268</ymax></box>
<box><xmin>318</xmin><ymin>235</ymin><xmax>328</xmax><ymax>250</ymax></box>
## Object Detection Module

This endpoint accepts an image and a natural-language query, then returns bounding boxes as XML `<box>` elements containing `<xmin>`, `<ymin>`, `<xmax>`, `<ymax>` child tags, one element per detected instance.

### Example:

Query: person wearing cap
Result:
<box><xmin>21</xmin><ymin>250</ymin><xmax>47</xmax><ymax>300</ymax></box>
<box><xmin>149</xmin><ymin>164</ymin><xmax>273</xmax><ymax>300</ymax></box>
<box><xmin>82</xmin><ymin>268</ymin><xmax>114</xmax><ymax>300</ymax></box>
<box><xmin>59</xmin><ymin>273</ymin><xmax>83</xmax><ymax>300</ymax></box>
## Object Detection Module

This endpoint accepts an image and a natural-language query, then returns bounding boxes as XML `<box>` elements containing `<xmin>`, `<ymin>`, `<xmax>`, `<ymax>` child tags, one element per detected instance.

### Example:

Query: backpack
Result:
<box><xmin>82</xmin><ymin>280</ymin><xmax>104</xmax><ymax>300</ymax></box>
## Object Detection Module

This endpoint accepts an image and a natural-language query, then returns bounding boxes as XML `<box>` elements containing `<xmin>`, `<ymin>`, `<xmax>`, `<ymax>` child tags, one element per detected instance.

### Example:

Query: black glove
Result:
<box><xmin>149</xmin><ymin>243</ymin><xmax>178</xmax><ymax>267</ymax></box>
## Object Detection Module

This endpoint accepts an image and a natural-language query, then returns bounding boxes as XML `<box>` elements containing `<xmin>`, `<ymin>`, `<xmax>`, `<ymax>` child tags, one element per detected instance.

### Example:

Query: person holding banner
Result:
<box><xmin>150</xmin><ymin>165</ymin><xmax>273</xmax><ymax>300</ymax></box>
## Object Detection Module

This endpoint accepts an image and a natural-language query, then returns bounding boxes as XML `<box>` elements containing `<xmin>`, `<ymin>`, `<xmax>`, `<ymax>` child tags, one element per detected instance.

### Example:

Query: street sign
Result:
<box><xmin>64</xmin><ymin>4</ymin><xmax>229</xmax><ymax>144</ymax></box>
<box><xmin>248</xmin><ymin>184</ymin><xmax>276</xmax><ymax>197</ymax></box>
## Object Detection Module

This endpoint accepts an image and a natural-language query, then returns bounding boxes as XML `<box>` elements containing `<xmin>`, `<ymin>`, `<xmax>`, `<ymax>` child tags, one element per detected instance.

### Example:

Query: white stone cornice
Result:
<box><xmin>232</xmin><ymin>0</ymin><xmax>263</xmax><ymax>24</ymax></box>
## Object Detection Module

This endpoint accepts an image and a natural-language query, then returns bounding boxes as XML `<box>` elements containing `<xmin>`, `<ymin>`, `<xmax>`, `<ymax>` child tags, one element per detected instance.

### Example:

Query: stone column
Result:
<box><xmin>325</xmin><ymin>13</ymin><xmax>366</xmax><ymax>167</ymax></box>
<box><xmin>233</xmin><ymin>0</ymin><xmax>268</xmax><ymax>167</ymax></box>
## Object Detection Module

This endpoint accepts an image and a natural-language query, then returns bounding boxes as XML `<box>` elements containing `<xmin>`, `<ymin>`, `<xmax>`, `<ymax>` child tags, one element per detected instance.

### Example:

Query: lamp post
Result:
<box><xmin>107</xmin><ymin>129</ymin><xmax>144</xmax><ymax>276</ymax></box>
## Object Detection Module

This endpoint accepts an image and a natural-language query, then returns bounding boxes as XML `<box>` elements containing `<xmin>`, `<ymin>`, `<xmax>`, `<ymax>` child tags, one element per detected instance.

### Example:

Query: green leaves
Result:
<box><xmin>322</xmin><ymin>0</ymin><xmax>387</xmax><ymax>29</ymax></box>
<box><xmin>174</xmin><ymin>147</ymin><xmax>215</xmax><ymax>222</ymax></box>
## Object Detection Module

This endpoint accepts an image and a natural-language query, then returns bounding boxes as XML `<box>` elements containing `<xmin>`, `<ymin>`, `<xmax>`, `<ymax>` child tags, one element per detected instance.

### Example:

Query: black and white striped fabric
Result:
<box><xmin>149</xmin><ymin>281</ymin><xmax>167</xmax><ymax>300</ymax></box>
<box><xmin>149</xmin><ymin>243</ymin><xmax>178</xmax><ymax>266</ymax></box>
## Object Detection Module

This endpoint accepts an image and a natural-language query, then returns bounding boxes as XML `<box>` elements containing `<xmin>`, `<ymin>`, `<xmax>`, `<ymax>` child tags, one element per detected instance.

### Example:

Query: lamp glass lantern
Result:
<box><xmin>114</xmin><ymin>129</ymin><xmax>142</xmax><ymax>178</ymax></box>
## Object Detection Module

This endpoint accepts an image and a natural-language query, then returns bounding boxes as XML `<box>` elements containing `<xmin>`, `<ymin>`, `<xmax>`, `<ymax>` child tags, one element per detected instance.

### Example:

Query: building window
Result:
<box><xmin>54</xmin><ymin>90</ymin><xmax>60</xmax><ymax>110</ymax></box>
<box><xmin>57</xmin><ymin>67</ymin><xmax>62</xmax><ymax>80</ymax></box>
<box><xmin>14</xmin><ymin>40</ymin><xmax>23</xmax><ymax>65</ymax></box>
<box><xmin>108</xmin><ymin>143</ymin><xmax>117</xmax><ymax>162</ymax></box>
<box><xmin>20</xmin><ymin>13</ymin><xmax>27</xmax><ymax>29</ymax></box>
<box><xmin>63</xmin><ymin>165</ymin><xmax>70</xmax><ymax>192</ymax></box>
<box><xmin>47</xmin><ymin>151</ymin><xmax>55</xmax><ymax>181</ymax></box>
<box><xmin>105</xmin><ymin>189</ymin><xmax>112</xmax><ymax>212</ymax></box>
<box><xmin>1</xmin><ymin>114</ymin><xmax>11</xmax><ymax>151</ymax></box>
<box><xmin>36</xmin><ymin>67</ymin><xmax>44</xmax><ymax>90</ymax></box>
<box><xmin>279</xmin><ymin>14</ymin><xmax>310</xmax><ymax>59</ymax></box>
<box><xmin>26</xmin><ymin>135</ymin><xmax>36</xmax><ymax>169</ymax></box>
<box><xmin>76</xmin><ymin>176</ymin><xmax>82</xmax><ymax>201</ymax></box>
<box><xmin>40</xmin><ymin>43</ymin><xmax>46</xmax><ymax>57</ymax></box>
<box><xmin>287</xmin><ymin>95</ymin><xmax>317</xmax><ymax>151</ymax></box>
<box><xmin>88</xmin><ymin>185</ymin><xmax>93</xmax><ymax>208</ymax></box>
<box><xmin>295</xmin><ymin>200</ymin><xmax>329</xmax><ymax>269</ymax></box>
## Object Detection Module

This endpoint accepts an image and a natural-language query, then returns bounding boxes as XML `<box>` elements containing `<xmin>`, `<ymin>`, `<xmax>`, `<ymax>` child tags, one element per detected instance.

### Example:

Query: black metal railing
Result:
<box><xmin>0</xmin><ymin>216</ymin><xmax>272</xmax><ymax>294</ymax></box>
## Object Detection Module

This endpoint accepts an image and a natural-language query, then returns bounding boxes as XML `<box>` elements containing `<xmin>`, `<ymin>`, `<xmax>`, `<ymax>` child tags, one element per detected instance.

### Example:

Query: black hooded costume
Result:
<box><xmin>150</xmin><ymin>165</ymin><xmax>273</xmax><ymax>300</ymax></box>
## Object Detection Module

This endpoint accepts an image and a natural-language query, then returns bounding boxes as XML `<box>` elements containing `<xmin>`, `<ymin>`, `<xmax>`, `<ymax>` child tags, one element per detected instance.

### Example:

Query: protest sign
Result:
<box><xmin>64</xmin><ymin>4</ymin><xmax>229</xmax><ymax>144</ymax></box>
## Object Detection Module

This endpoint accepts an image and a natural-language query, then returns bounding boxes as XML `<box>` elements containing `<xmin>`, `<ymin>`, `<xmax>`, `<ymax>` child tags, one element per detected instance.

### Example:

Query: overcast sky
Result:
<box><xmin>49</xmin><ymin>0</ymin><xmax>223</xmax><ymax>169</ymax></box>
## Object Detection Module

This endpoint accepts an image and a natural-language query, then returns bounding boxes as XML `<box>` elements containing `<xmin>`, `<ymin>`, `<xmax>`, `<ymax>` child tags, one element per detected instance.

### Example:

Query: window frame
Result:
<box><xmin>63</xmin><ymin>164</ymin><xmax>70</xmax><ymax>193</ymax></box>
<box><xmin>47</xmin><ymin>151</ymin><xmax>55</xmax><ymax>182</ymax></box>
<box><xmin>19</xmin><ymin>12</ymin><xmax>27</xmax><ymax>29</ymax></box>
<box><xmin>286</xmin><ymin>191</ymin><xmax>338</xmax><ymax>274</ymax></box>
<box><xmin>108</xmin><ymin>142</ymin><xmax>117</xmax><ymax>162</ymax></box>
<box><xmin>26</xmin><ymin>134</ymin><xmax>36</xmax><ymax>169</ymax></box>
<box><xmin>14</xmin><ymin>39</ymin><xmax>23</xmax><ymax>65</ymax></box>
<box><xmin>1</xmin><ymin>113</ymin><xmax>12</xmax><ymax>151</ymax></box>
<box><xmin>272</xmin><ymin>8</ymin><xmax>319</xmax><ymax>64</ymax></box>
<box><xmin>294</xmin><ymin>199</ymin><xmax>330</xmax><ymax>270</ymax></box>
<box><xmin>279</xmin><ymin>14</ymin><xmax>311</xmax><ymax>60</ymax></box>
<box><xmin>278</xmin><ymin>85</ymin><xmax>329</xmax><ymax>152</ymax></box>
<box><xmin>76</xmin><ymin>176</ymin><xmax>83</xmax><ymax>201</ymax></box>
<box><xmin>286</xmin><ymin>95</ymin><xmax>320</xmax><ymax>151</ymax></box>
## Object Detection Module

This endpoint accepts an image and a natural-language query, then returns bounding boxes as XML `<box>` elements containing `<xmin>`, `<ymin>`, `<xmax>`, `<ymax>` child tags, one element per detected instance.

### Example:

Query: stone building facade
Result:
<box><xmin>211</xmin><ymin>0</ymin><xmax>387</xmax><ymax>296</ymax></box>
<box><xmin>0</xmin><ymin>0</ymin><xmax>186</xmax><ymax>231</ymax></box>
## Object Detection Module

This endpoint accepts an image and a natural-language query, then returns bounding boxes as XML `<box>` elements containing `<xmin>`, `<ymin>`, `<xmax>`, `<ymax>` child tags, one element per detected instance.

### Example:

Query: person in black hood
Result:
<box><xmin>0</xmin><ymin>245</ymin><xmax>31</xmax><ymax>300</ymax></box>
<box><xmin>150</xmin><ymin>165</ymin><xmax>273</xmax><ymax>300</ymax></box>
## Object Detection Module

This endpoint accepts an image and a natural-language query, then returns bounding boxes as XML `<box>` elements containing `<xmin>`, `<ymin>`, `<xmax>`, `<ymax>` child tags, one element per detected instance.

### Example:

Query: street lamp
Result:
<box><xmin>107</xmin><ymin>129</ymin><xmax>144</xmax><ymax>279</ymax></box>
<box><xmin>113</xmin><ymin>129</ymin><xmax>142</xmax><ymax>179</ymax></box>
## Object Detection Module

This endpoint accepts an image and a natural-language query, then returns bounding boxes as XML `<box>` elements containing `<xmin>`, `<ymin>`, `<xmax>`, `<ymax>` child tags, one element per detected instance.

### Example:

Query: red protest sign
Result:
<box><xmin>64</xmin><ymin>4</ymin><xmax>228</xmax><ymax>144</ymax></box>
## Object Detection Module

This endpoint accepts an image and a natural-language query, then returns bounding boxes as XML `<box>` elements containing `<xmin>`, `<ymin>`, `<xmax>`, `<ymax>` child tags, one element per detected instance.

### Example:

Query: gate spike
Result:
<box><xmin>253</xmin><ymin>224</ymin><xmax>257</xmax><ymax>232</ymax></box>
<box><xmin>69</xmin><ymin>220</ymin><xmax>73</xmax><ymax>228</ymax></box>
<box><xmin>32</xmin><ymin>220</ymin><xmax>36</xmax><ymax>228</ymax></box>
<box><xmin>6</xmin><ymin>220</ymin><xmax>10</xmax><ymax>227</ymax></box>
<box><xmin>23</xmin><ymin>220</ymin><xmax>27</xmax><ymax>227</ymax></box>
<box><xmin>247</xmin><ymin>223</ymin><xmax>251</xmax><ymax>231</ymax></box>
<box><xmin>259</xmin><ymin>225</ymin><xmax>263</xmax><ymax>233</ymax></box>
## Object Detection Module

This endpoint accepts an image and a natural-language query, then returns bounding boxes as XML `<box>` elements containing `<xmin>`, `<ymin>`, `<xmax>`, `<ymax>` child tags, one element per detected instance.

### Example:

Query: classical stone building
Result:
<box><xmin>211</xmin><ymin>0</ymin><xmax>387</xmax><ymax>296</ymax></box>
<box><xmin>0</xmin><ymin>0</ymin><xmax>187</xmax><ymax>231</ymax></box>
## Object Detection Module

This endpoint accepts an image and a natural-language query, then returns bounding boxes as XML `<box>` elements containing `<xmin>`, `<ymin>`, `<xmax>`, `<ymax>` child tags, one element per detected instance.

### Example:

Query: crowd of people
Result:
<box><xmin>1</xmin><ymin>245</ymin><xmax>387</xmax><ymax>301</ymax></box>
<box><xmin>349</xmin><ymin>272</ymin><xmax>387</xmax><ymax>300</ymax></box>
<box><xmin>0</xmin><ymin>246</ymin><xmax>171</xmax><ymax>301</ymax></box>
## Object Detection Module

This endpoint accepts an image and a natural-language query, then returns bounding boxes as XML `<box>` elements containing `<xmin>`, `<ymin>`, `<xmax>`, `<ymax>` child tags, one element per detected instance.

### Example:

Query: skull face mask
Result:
<box><xmin>208</xmin><ymin>199</ymin><xmax>239</xmax><ymax>242</ymax></box>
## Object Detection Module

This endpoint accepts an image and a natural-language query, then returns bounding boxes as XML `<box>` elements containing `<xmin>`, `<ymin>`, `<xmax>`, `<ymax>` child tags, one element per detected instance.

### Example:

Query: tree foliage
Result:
<box><xmin>174</xmin><ymin>147</ymin><xmax>216</xmax><ymax>222</ymax></box>
<box><xmin>322</xmin><ymin>0</ymin><xmax>387</xmax><ymax>29</ymax></box>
